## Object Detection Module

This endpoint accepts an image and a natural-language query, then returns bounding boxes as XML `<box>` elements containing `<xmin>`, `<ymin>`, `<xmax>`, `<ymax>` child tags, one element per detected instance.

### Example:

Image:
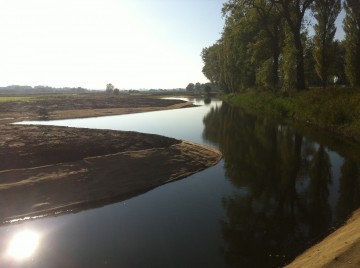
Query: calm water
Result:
<box><xmin>3</xmin><ymin>97</ymin><xmax>360</xmax><ymax>267</ymax></box>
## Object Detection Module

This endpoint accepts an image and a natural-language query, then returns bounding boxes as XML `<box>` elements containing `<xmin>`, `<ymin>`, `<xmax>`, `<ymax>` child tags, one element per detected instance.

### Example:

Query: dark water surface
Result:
<box><xmin>3</xmin><ymin>98</ymin><xmax>360</xmax><ymax>267</ymax></box>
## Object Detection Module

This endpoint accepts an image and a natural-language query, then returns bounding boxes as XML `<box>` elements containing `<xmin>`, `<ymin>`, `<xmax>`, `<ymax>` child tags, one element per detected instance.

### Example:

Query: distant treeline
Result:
<box><xmin>201</xmin><ymin>0</ymin><xmax>360</xmax><ymax>93</ymax></box>
<box><xmin>0</xmin><ymin>85</ymin><xmax>92</xmax><ymax>94</ymax></box>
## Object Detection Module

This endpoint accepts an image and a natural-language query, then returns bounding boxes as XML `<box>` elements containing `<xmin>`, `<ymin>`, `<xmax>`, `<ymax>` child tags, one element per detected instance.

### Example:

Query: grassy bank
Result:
<box><xmin>222</xmin><ymin>87</ymin><xmax>360</xmax><ymax>141</ymax></box>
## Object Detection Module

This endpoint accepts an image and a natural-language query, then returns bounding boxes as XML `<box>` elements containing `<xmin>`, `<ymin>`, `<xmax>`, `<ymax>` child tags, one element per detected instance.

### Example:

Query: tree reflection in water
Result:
<box><xmin>202</xmin><ymin>103</ymin><xmax>360</xmax><ymax>267</ymax></box>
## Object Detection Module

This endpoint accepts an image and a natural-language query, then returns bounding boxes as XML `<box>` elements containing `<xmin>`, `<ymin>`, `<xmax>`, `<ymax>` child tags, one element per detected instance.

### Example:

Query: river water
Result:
<box><xmin>2</xmin><ymin>97</ymin><xmax>360</xmax><ymax>267</ymax></box>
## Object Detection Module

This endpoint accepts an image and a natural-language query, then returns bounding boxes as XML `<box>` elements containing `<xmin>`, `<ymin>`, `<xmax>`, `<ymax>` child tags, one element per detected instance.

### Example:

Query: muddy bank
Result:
<box><xmin>286</xmin><ymin>209</ymin><xmax>360</xmax><ymax>267</ymax></box>
<box><xmin>0</xmin><ymin>125</ymin><xmax>222</xmax><ymax>224</ymax></box>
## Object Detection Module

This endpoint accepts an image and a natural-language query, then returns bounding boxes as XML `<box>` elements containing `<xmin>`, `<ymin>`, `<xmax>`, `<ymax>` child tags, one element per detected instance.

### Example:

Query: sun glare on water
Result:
<box><xmin>7</xmin><ymin>230</ymin><xmax>40</xmax><ymax>261</ymax></box>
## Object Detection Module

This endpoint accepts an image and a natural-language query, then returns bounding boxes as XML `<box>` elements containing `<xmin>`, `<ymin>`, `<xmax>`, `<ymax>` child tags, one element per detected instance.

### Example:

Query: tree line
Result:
<box><xmin>201</xmin><ymin>0</ymin><xmax>360</xmax><ymax>93</ymax></box>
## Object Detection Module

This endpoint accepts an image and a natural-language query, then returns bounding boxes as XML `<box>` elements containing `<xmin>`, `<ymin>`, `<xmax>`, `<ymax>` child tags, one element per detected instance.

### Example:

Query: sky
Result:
<box><xmin>0</xmin><ymin>0</ymin><xmax>227</xmax><ymax>90</ymax></box>
<box><xmin>0</xmin><ymin>0</ymin><xmax>345</xmax><ymax>90</ymax></box>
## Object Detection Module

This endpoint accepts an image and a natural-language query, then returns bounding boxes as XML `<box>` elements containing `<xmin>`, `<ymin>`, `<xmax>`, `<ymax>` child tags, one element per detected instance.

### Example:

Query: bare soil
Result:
<box><xmin>0</xmin><ymin>94</ymin><xmax>195</xmax><ymax>123</ymax></box>
<box><xmin>0</xmin><ymin>95</ymin><xmax>221</xmax><ymax>224</ymax></box>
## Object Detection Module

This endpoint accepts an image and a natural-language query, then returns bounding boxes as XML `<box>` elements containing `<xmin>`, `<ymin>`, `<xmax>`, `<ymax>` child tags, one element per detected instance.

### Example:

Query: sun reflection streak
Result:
<box><xmin>7</xmin><ymin>230</ymin><xmax>40</xmax><ymax>261</ymax></box>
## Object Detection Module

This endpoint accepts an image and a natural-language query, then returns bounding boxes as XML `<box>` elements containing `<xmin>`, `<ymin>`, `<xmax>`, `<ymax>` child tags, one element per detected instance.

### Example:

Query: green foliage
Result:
<box><xmin>113</xmin><ymin>88</ymin><xmax>120</xmax><ymax>95</ymax></box>
<box><xmin>223</xmin><ymin>87</ymin><xmax>360</xmax><ymax>139</ymax></box>
<box><xmin>304</xmin><ymin>37</ymin><xmax>321</xmax><ymax>86</ymax></box>
<box><xmin>272</xmin><ymin>0</ymin><xmax>316</xmax><ymax>89</ymax></box>
<box><xmin>185</xmin><ymin>83</ymin><xmax>195</xmax><ymax>92</ymax></box>
<box><xmin>281</xmin><ymin>28</ymin><xmax>297</xmax><ymax>91</ymax></box>
<box><xmin>312</xmin><ymin>0</ymin><xmax>341</xmax><ymax>88</ymax></box>
<box><xmin>201</xmin><ymin>44</ymin><xmax>223</xmax><ymax>85</ymax></box>
<box><xmin>333</xmin><ymin>40</ymin><xmax>347</xmax><ymax>84</ymax></box>
<box><xmin>0</xmin><ymin>96</ymin><xmax>37</xmax><ymax>102</ymax></box>
<box><xmin>343</xmin><ymin>0</ymin><xmax>360</xmax><ymax>87</ymax></box>
<box><xmin>204</xmin><ymin>85</ymin><xmax>211</xmax><ymax>94</ymax></box>
<box><xmin>255</xmin><ymin>58</ymin><xmax>275</xmax><ymax>90</ymax></box>
<box><xmin>202</xmin><ymin>0</ymin><xmax>347</xmax><ymax>94</ymax></box>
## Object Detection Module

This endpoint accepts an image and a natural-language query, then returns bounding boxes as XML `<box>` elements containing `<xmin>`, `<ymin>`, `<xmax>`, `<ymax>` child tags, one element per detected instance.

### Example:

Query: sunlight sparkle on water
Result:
<box><xmin>7</xmin><ymin>230</ymin><xmax>40</xmax><ymax>261</ymax></box>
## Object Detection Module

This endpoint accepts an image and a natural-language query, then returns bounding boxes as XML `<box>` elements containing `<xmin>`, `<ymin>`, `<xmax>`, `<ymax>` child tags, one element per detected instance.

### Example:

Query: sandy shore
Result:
<box><xmin>0</xmin><ymin>96</ymin><xmax>222</xmax><ymax>224</ymax></box>
<box><xmin>286</xmin><ymin>209</ymin><xmax>360</xmax><ymax>267</ymax></box>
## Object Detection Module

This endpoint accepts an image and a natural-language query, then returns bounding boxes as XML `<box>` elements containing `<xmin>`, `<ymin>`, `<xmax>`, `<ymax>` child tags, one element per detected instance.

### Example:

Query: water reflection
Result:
<box><xmin>203</xmin><ymin>103</ymin><xmax>360</xmax><ymax>267</ymax></box>
<box><xmin>336</xmin><ymin>160</ymin><xmax>360</xmax><ymax>220</ymax></box>
<box><xmin>0</xmin><ymin>229</ymin><xmax>41</xmax><ymax>267</ymax></box>
<box><xmin>7</xmin><ymin>230</ymin><xmax>40</xmax><ymax>261</ymax></box>
<box><xmin>3</xmin><ymin>98</ymin><xmax>360</xmax><ymax>267</ymax></box>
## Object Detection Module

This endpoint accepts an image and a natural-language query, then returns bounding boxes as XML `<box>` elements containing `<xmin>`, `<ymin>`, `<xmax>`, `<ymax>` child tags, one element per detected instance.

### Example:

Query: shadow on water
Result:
<box><xmin>202</xmin><ymin>103</ymin><xmax>360</xmax><ymax>267</ymax></box>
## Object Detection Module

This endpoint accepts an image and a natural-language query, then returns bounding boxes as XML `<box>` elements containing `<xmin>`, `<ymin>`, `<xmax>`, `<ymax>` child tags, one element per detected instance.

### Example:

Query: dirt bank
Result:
<box><xmin>0</xmin><ymin>94</ymin><xmax>195</xmax><ymax>123</ymax></box>
<box><xmin>0</xmin><ymin>125</ymin><xmax>222</xmax><ymax>224</ymax></box>
<box><xmin>0</xmin><ymin>95</ymin><xmax>221</xmax><ymax>224</ymax></box>
<box><xmin>286</xmin><ymin>209</ymin><xmax>360</xmax><ymax>267</ymax></box>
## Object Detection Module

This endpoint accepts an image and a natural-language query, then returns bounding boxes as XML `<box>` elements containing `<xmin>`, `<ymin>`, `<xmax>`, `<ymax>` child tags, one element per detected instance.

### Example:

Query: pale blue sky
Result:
<box><xmin>0</xmin><ymin>0</ymin><xmax>226</xmax><ymax>90</ymax></box>
<box><xmin>0</xmin><ymin>0</ymin><xmax>345</xmax><ymax>90</ymax></box>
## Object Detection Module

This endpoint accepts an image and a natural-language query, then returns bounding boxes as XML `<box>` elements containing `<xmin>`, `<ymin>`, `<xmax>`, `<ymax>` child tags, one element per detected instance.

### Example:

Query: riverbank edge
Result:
<box><xmin>222</xmin><ymin>87</ymin><xmax>360</xmax><ymax>142</ymax></box>
<box><xmin>221</xmin><ymin>89</ymin><xmax>360</xmax><ymax>267</ymax></box>
<box><xmin>1</xmin><ymin>100</ymin><xmax>196</xmax><ymax>124</ymax></box>
<box><xmin>285</xmin><ymin>208</ymin><xmax>360</xmax><ymax>267</ymax></box>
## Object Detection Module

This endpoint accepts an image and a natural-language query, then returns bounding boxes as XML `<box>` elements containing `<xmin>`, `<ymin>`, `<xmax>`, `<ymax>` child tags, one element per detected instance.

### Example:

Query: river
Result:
<box><xmin>2</xmin><ymin>97</ymin><xmax>360</xmax><ymax>267</ymax></box>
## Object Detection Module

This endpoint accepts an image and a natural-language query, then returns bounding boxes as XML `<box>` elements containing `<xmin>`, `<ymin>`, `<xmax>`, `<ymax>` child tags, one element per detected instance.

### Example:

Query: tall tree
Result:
<box><xmin>221</xmin><ymin>4</ymin><xmax>257</xmax><ymax>92</ymax></box>
<box><xmin>272</xmin><ymin>0</ymin><xmax>315</xmax><ymax>90</ymax></box>
<box><xmin>201</xmin><ymin>43</ymin><xmax>222</xmax><ymax>86</ymax></box>
<box><xmin>106</xmin><ymin>83</ymin><xmax>114</xmax><ymax>94</ymax></box>
<box><xmin>223</xmin><ymin>0</ymin><xmax>283</xmax><ymax>90</ymax></box>
<box><xmin>312</xmin><ymin>0</ymin><xmax>341</xmax><ymax>88</ymax></box>
<box><xmin>343</xmin><ymin>0</ymin><xmax>360</xmax><ymax>87</ymax></box>
<box><xmin>185</xmin><ymin>83</ymin><xmax>195</xmax><ymax>92</ymax></box>
<box><xmin>281</xmin><ymin>25</ymin><xmax>298</xmax><ymax>90</ymax></box>
<box><xmin>333</xmin><ymin>40</ymin><xmax>347</xmax><ymax>85</ymax></box>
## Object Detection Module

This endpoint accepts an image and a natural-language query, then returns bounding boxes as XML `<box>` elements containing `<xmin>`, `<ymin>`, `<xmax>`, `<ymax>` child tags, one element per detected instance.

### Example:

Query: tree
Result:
<box><xmin>272</xmin><ymin>0</ymin><xmax>315</xmax><ymax>90</ymax></box>
<box><xmin>106</xmin><ymin>83</ymin><xmax>114</xmax><ymax>94</ymax></box>
<box><xmin>201</xmin><ymin>43</ymin><xmax>223</xmax><ymax>86</ymax></box>
<box><xmin>221</xmin><ymin>2</ymin><xmax>257</xmax><ymax>92</ymax></box>
<box><xmin>281</xmin><ymin>25</ymin><xmax>297</xmax><ymax>91</ymax></box>
<box><xmin>225</xmin><ymin>0</ymin><xmax>283</xmax><ymax>89</ymax></box>
<box><xmin>113</xmin><ymin>88</ymin><xmax>120</xmax><ymax>95</ymax></box>
<box><xmin>186</xmin><ymin>83</ymin><xmax>195</xmax><ymax>92</ymax></box>
<box><xmin>343</xmin><ymin>0</ymin><xmax>360</xmax><ymax>87</ymax></box>
<box><xmin>204</xmin><ymin>84</ymin><xmax>212</xmax><ymax>94</ymax></box>
<box><xmin>333</xmin><ymin>40</ymin><xmax>347</xmax><ymax>85</ymax></box>
<box><xmin>312</xmin><ymin>0</ymin><xmax>341</xmax><ymax>88</ymax></box>
<box><xmin>195</xmin><ymin>82</ymin><xmax>202</xmax><ymax>92</ymax></box>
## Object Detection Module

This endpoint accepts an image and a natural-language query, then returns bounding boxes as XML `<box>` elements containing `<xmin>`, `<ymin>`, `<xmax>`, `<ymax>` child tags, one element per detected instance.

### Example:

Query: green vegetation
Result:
<box><xmin>312</xmin><ymin>0</ymin><xmax>341</xmax><ymax>88</ymax></box>
<box><xmin>201</xmin><ymin>0</ymin><xmax>360</xmax><ymax>141</ymax></box>
<box><xmin>202</xmin><ymin>0</ymin><xmax>360</xmax><ymax>92</ymax></box>
<box><xmin>223</xmin><ymin>87</ymin><xmax>360</xmax><ymax>140</ymax></box>
<box><xmin>0</xmin><ymin>93</ymin><xmax>89</xmax><ymax>103</ymax></box>
<box><xmin>343</xmin><ymin>0</ymin><xmax>360</xmax><ymax>87</ymax></box>
<box><xmin>0</xmin><ymin>96</ymin><xmax>37</xmax><ymax>102</ymax></box>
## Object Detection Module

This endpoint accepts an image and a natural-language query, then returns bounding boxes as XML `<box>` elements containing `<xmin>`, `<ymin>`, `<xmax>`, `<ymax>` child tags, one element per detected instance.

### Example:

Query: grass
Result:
<box><xmin>0</xmin><ymin>96</ymin><xmax>38</xmax><ymax>102</ymax></box>
<box><xmin>223</xmin><ymin>86</ymin><xmax>360</xmax><ymax>141</ymax></box>
<box><xmin>0</xmin><ymin>93</ymin><xmax>84</xmax><ymax>102</ymax></box>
